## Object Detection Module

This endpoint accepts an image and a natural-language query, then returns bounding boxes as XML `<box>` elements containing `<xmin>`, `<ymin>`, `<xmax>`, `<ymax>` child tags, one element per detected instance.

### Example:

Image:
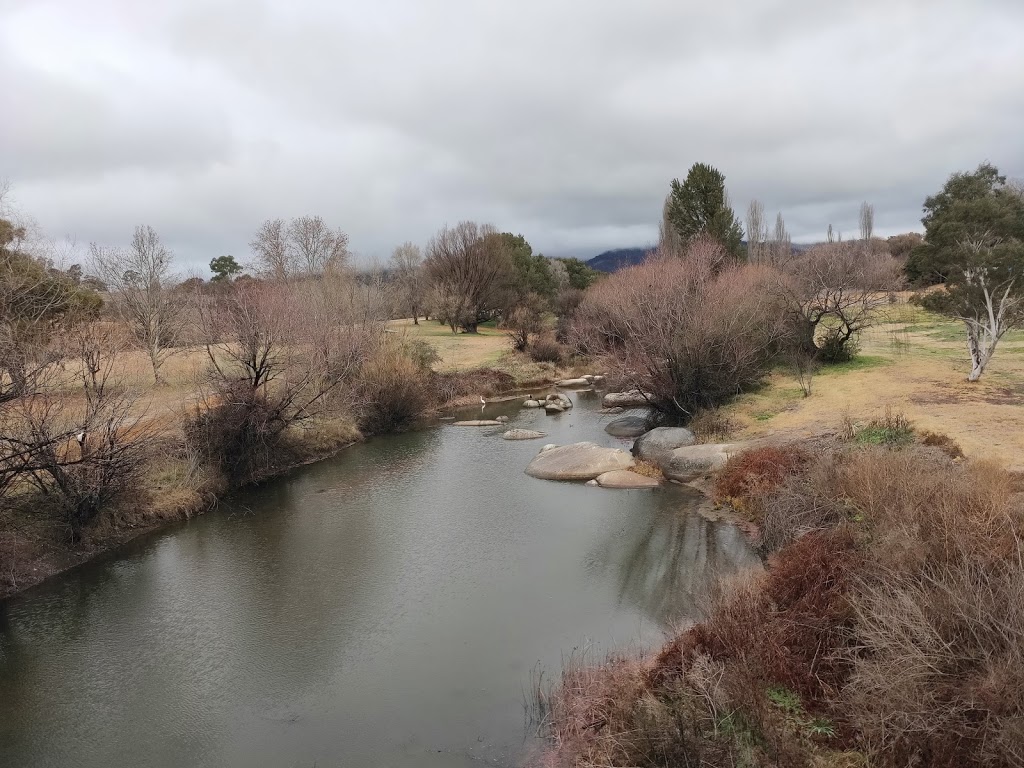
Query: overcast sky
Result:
<box><xmin>2</xmin><ymin>0</ymin><xmax>1023</xmax><ymax>273</ymax></box>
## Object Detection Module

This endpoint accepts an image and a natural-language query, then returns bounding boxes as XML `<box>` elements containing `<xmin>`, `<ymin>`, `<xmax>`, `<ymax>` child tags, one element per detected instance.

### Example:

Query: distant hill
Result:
<box><xmin>587</xmin><ymin>242</ymin><xmax>818</xmax><ymax>272</ymax></box>
<box><xmin>586</xmin><ymin>247</ymin><xmax>652</xmax><ymax>272</ymax></box>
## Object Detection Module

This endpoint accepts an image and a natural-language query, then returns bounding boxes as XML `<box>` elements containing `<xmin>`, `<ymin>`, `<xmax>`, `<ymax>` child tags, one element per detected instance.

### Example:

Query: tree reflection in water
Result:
<box><xmin>599</xmin><ymin>494</ymin><xmax>762</xmax><ymax>628</ymax></box>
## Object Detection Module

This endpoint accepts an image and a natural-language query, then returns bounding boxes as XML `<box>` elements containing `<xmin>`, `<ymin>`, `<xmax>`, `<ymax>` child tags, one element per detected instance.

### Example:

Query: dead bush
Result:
<box><xmin>571</xmin><ymin>240</ymin><xmax>789</xmax><ymax>418</ymax></box>
<box><xmin>920</xmin><ymin>429</ymin><xmax>964</xmax><ymax>458</ymax></box>
<box><xmin>355</xmin><ymin>348</ymin><xmax>433</xmax><ymax>434</ymax></box>
<box><xmin>713</xmin><ymin>444</ymin><xmax>811</xmax><ymax>513</ymax></box>
<box><xmin>529</xmin><ymin>334</ymin><xmax>565</xmax><ymax>363</ymax></box>
<box><xmin>688</xmin><ymin>408</ymin><xmax>734</xmax><ymax>443</ymax></box>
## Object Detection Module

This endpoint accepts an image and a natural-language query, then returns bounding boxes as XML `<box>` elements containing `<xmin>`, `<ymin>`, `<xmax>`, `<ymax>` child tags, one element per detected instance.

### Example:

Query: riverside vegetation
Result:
<box><xmin>3</xmin><ymin>161</ymin><xmax>1023</xmax><ymax>766</ymax></box>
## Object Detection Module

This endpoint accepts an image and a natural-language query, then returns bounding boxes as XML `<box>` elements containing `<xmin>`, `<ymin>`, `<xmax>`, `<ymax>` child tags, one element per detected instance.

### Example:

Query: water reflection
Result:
<box><xmin>597</xmin><ymin>493</ymin><xmax>762</xmax><ymax>628</ymax></box>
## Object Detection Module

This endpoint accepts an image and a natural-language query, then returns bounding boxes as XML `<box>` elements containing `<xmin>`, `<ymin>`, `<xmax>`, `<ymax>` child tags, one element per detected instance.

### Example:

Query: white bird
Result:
<box><xmin>480</xmin><ymin>396</ymin><xmax>486</xmax><ymax>405</ymax></box>
<box><xmin>75</xmin><ymin>431</ymin><xmax>86</xmax><ymax>446</ymax></box>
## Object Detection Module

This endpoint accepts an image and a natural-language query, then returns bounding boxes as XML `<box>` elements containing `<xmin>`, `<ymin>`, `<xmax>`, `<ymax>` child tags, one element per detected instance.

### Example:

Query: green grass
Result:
<box><xmin>818</xmin><ymin>354</ymin><xmax>890</xmax><ymax>375</ymax></box>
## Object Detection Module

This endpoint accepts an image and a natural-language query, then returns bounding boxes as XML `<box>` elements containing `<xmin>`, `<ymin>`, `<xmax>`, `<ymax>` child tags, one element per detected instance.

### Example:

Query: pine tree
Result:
<box><xmin>665</xmin><ymin>163</ymin><xmax>744</xmax><ymax>257</ymax></box>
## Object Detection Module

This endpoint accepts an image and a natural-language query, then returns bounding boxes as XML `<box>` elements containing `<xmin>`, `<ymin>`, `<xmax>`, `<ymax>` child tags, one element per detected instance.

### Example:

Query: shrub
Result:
<box><xmin>688</xmin><ymin>408</ymin><xmax>734</xmax><ymax>442</ymax></box>
<box><xmin>355</xmin><ymin>349</ymin><xmax>433</xmax><ymax>434</ymax></box>
<box><xmin>817</xmin><ymin>327</ymin><xmax>860</xmax><ymax>364</ymax></box>
<box><xmin>848</xmin><ymin>408</ymin><xmax>913</xmax><ymax>446</ymax></box>
<box><xmin>713</xmin><ymin>445</ymin><xmax>811</xmax><ymax>512</ymax></box>
<box><xmin>529</xmin><ymin>334</ymin><xmax>565</xmax><ymax>363</ymax></box>
<box><xmin>920</xmin><ymin>429</ymin><xmax>964</xmax><ymax>458</ymax></box>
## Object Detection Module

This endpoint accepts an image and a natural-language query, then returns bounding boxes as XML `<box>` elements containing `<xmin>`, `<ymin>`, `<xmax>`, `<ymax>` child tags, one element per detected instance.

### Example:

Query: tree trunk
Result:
<box><xmin>966</xmin><ymin>322</ymin><xmax>990</xmax><ymax>382</ymax></box>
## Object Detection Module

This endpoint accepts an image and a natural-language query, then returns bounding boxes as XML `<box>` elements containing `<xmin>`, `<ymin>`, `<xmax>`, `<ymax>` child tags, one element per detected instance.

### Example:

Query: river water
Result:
<box><xmin>0</xmin><ymin>390</ymin><xmax>759</xmax><ymax>768</ymax></box>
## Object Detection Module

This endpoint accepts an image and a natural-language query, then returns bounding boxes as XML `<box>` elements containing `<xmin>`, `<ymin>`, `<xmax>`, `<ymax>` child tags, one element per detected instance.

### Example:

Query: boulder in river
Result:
<box><xmin>522</xmin><ymin>399</ymin><xmax>542</xmax><ymax>408</ymax></box>
<box><xmin>660</xmin><ymin>443</ymin><xmax>736</xmax><ymax>482</ymax></box>
<box><xmin>495</xmin><ymin>416</ymin><xmax>509</xmax><ymax>423</ymax></box>
<box><xmin>540</xmin><ymin>444</ymin><xmax>558</xmax><ymax>453</ymax></box>
<box><xmin>502</xmin><ymin>429</ymin><xmax>547</xmax><ymax>441</ymax></box>
<box><xmin>598</xmin><ymin>406</ymin><xmax>625</xmax><ymax>415</ymax></box>
<box><xmin>594</xmin><ymin>470</ymin><xmax>660</xmax><ymax>489</ymax></box>
<box><xmin>452</xmin><ymin>419</ymin><xmax>503</xmax><ymax>426</ymax></box>
<box><xmin>604</xmin><ymin>415</ymin><xmax>650</xmax><ymax>438</ymax></box>
<box><xmin>602</xmin><ymin>390</ymin><xmax>654</xmax><ymax>408</ymax></box>
<box><xmin>556</xmin><ymin>377</ymin><xmax>591</xmax><ymax>388</ymax></box>
<box><xmin>632</xmin><ymin>427</ymin><xmax>697</xmax><ymax>463</ymax></box>
<box><xmin>544</xmin><ymin>402</ymin><xmax>565</xmax><ymax>414</ymax></box>
<box><xmin>525</xmin><ymin>441</ymin><xmax>636</xmax><ymax>481</ymax></box>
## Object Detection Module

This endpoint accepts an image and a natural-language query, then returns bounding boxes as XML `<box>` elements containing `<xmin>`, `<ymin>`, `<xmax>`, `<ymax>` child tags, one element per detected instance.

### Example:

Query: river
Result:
<box><xmin>0</xmin><ymin>390</ymin><xmax>759</xmax><ymax>768</ymax></box>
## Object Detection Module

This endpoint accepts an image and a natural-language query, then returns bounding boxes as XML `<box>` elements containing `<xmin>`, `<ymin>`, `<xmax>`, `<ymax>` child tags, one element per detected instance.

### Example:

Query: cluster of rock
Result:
<box><xmin>522</xmin><ymin>392</ymin><xmax>575</xmax><ymax>413</ymax></box>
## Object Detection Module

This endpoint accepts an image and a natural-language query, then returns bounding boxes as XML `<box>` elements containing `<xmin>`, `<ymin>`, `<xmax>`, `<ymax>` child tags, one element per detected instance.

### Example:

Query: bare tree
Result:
<box><xmin>249</xmin><ymin>218</ymin><xmax>290</xmax><ymax>280</ymax></box>
<box><xmin>424</xmin><ymin>222</ymin><xmax>514</xmax><ymax>333</ymax></box>
<box><xmin>765</xmin><ymin>212</ymin><xmax>791</xmax><ymax>266</ymax></box>
<box><xmin>249</xmin><ymin>216</ymin><xmax>349</xmax><ymax>280</ymax></box>
<box><xmin>746</xmin><ymin>200</ymin><xmax>768</xmax><ymax>264</ymax></box>
<box><xmin>390</xmin><ymin>242</ymin><xmax>425</xmax><ymax>324</ymax></box>
<box><xmin>90</xmin><ymin>226</ymin><xmax>183</xmax><ymax>385</ymax></box>
<box><xmin>860</xmin><ymin>202</ymin><xmax>875</xmax><ymax>241</ymax></box>
<box><xmin>779</xmin><ymin>241</ymin><xmax>903</xmax><ymax>362</ymax></box>
<box><xmin>571</xmin><ymin>238</ymin><xmax>788</xmax><ymax>418</ymax></box>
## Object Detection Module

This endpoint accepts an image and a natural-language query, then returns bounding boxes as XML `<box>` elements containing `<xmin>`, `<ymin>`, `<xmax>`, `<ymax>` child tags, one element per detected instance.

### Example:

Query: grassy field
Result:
<box><xmin>385</xmin><ymin>317</ymin><xmax>510</xmax><ymax>370</ymax></box>
<box><xmin>721</xmin><ymin>299</ymin><xmax>1024</xmax><ymax>470</ymax></box>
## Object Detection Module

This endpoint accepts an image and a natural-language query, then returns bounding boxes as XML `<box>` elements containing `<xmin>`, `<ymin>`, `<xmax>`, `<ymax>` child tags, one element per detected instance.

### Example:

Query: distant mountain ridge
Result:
<box><xmin>586</xmin><ymin>242</ymin><xmax>816</xmax><ymax>272</ymax></box>
<box><xmin>585</xmin><ymin>247</ymin><xmax>652</xmax><ymax>272</ymax></box>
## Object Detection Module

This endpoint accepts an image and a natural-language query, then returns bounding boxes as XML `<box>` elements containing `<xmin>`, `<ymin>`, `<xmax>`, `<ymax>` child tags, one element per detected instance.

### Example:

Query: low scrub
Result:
<box><xmin>539</xmin><ymin>442</ymin><xmax>1024</xmax><ymax>768</ymax></box>
<box><xmin>713</xmin><ymin>444</ymin><xmax>811</xmax><ymax>514</ymax></box>
<box><xmin>355</xmin><ymin>349</ymin><xmax>434</xmax><ymax>434</ymax></box>
<box><xmin>528</xmin><ymin>334</ymin><xmax>565</xmax><ymax>364</ymax></box>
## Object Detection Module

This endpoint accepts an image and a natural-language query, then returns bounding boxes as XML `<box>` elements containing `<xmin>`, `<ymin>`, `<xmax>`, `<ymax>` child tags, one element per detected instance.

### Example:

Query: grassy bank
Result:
<box><xmin>715</xmin><ymin>299</ymin><xmax>1024</xmax><ymax>470</ymax></box>
<box><xmin>0</xmin><ymin>323</ymin><xmax>568</xmax><ymax>600</ymax></box>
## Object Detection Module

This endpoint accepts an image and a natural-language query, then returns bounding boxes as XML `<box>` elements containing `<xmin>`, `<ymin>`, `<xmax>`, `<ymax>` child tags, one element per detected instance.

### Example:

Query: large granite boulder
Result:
<box><xmin>522</xmin><ymin>399</ymin><xmax>542</xmax><ymax>408</ymax></box>
<box><xmin>502</xmin><ymin>429</ymin><xmax>547</xmax><ymax>440</ymax></box>
<box><xmin>604</xmin><ymin>415</ymin><xmax>651</xmax><ymax>438</ymax></box>
<box><xmin>594</xmin><ymin>470</ymin><xmax>660</xmax><ymax>489</ymax></box>
<box><xmin>602</xmin><ymin>390</ymin><xmax>654</xmax><ymax>408</ymax></box>
<box><xmin>556</xmin><ymin>377</ymin><xmax>591</xmax><ymax>388</ymax></box>
<box><xmin>660</xmin><ymin>443</ymin><xmax>735</xmax><ymax>482</ymax></box>
<box><xmin>525</xmin><ymin>442</ymin><xmax>636</xmax><ymax>481</ymax></box>
<box><xmin>452</xmin><ymin>419</ymin><xmax>503</xmax><ymax>426</ymax></box>
<box><xmin>544</xmin><ymin>402</ymin><xmax>566</xmax><ymax>414</ymax></box>
<box><xmin>632</xmin><ymin>427</ymin><xmax>697</xmax><ymax>463</ymax></box>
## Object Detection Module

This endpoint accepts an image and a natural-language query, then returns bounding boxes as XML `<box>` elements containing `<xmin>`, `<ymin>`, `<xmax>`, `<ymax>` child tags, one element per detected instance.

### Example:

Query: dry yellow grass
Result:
<box><xmin>385</xmin><ymin>317</ymin><xmax>510</xmax><ymax>370</ymax></box>
<box><xmin>723</xmin><ymin>300</ymin><xmax>1024</xmax><ymax>471</ymax></box>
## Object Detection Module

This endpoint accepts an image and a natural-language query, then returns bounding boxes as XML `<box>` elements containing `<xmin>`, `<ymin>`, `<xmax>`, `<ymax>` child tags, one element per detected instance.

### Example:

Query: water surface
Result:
<box><xmin>0</xmin><ymin>392</ymin><xmax>758</xmax><ymax>767</ymax></box>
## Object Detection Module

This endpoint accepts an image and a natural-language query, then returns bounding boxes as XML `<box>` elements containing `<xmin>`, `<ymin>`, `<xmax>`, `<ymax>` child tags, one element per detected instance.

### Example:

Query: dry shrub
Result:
<box><xmin>430</xmin><ymin>367</ymin><xmax>516</xmax><ymax>404</ymax></box>
<box><xmin>529</xmin><ymin>334</ymin><xmax>565</xmax><ymax>363</ymax></box>
<box><xmin>688</xmin><ymin>408</ymin><xmax>734</xmax><ymax>443</ymax></box>
<box><xmin>537</xmin><ymin>649</ymin><xmax>704</xmax><ymax>768</ymax></box>
<box><xmin>713</xmin><ymin>444</ymin><xmax>811</xmax><ymax>512</ymax></box>
<box><xmin>920</xmin><ymin>429</ymin><xmax>964</xmax><ymax>458</ymax></box>
<box><xmin>631</xmin><ymin>458</ymin><xmax>664</xmax><ymax>479</ymax></box>
<box><xmin>758</xmin><ymin>450</ymin><xmax>850</xmax><ymax>553</ymax></box>
<box><xmin>355</xmin><ymin>348</ymin><xmax>433</xmax><ymax>434</ymax></box>
<box><xmin>571</xmin><ymin>239</ymin><xmax>788</xmax><ymax>418</ymax></box>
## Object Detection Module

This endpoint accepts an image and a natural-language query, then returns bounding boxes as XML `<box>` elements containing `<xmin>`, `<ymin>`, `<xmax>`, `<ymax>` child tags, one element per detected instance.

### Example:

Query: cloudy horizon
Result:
<box><xmin>2</xmin><ymin>0</ymin><xmax>1023</xmax><ymax>273</ymax></box>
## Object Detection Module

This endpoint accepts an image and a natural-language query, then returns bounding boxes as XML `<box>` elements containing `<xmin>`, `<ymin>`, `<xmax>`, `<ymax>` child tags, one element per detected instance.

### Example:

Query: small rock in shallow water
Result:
<box><xmin>502</xmin><ymin>429</ymin><xmax>547</xmax><ymax>440</ymax></box>
<box><xmin>452</xmin><ymin>419</ymin><xmax>503</xmax><ymax>426</ymax></box>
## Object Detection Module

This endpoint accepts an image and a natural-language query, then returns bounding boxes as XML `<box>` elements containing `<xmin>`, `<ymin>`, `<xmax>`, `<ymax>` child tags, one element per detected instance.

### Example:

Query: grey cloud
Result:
<box><xmin>2</xmin><ymin>0</ymin><xmax>1023</xmax><ymax>272</ymax></box>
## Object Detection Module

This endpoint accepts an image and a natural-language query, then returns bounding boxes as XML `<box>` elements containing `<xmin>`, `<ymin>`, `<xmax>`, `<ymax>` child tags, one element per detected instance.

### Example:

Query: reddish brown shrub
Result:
<box><xmin>713</xmin><ymin>444</ymin><xmax>811</xmax><ymax>510</ymax></box>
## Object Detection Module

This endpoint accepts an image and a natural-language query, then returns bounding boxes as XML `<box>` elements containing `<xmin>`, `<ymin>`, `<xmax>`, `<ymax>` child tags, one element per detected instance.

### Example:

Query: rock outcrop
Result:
<box><xmin>594</xmin><ymin>470</ymin><xmax>660</xmax><ymax>489</ymax></box>
<box><xmin>660</xmin><ymin>443</ymin><xmax>735</xmax><ymax>482</ymax></box>
<box><xmin>602</xmin><ymin>390</ymin><xmax>654</xmax><ymax>408</ymax></box>
<box><xmin>632</xmin><ymin>427</ymin><xmax>697</xmax><ymax>463</ymax></box>
<box><xmin>525</xmin><ymin>442</ymin><xmax>636</xmax><ymax>481</ymax></box>
<box><xmin>604</xmin><ymin>415</ymin><xmax>650</xmax><ymax>438</ymax></box>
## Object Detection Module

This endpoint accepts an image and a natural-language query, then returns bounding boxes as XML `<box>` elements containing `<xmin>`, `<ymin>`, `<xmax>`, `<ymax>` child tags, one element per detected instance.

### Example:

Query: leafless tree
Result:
<box><xmin>746</xmin><ymin>200</ymin><xmax>768</xmax><ymax>264</ymax></box>
<box><xmin>389</xmin><ymin>242</ymin><xmax>425</xmax><ymax>323</ymax></box>
<box><xmin>571</xmin><ymin>238</ymin><xmax>788</xmax><ymax>418</ymax></box>
<box><xmin>765</xmin><ymin>212</ymin><xmax>791</xmax><ymax>266</ymax></box>
<box><xmin>0</xmin><ymin>323</ymin><xmax>150</xmax><ymax>538</ymax></box>
<box><xmin>424</xmin><ymin>222</ymin><xmax>514</xmax><ymax>333</ymax></box>
<box><xmin>90</xmin><ymin>226</ymin><xmax>183</xmax><ymax>385</ymax></box>
<box><xmin>779</xmin><ymin>241</ymin><xmax>903</xmax><ymax>361</ymax></box>
<box><xmin>860</xmin><ymin>202</ymin><xmax>875</xmax><ymax>241</ymax></box>
<box><xmin>249</xmin><ymin>216</ymin><xmax>349</xmax><ymax>280</ymax></box>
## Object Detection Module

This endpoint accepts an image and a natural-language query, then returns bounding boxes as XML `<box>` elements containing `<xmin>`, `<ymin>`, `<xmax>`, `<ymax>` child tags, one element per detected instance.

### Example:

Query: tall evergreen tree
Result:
<box><xmin>665</xmin><ymin>163</ymin><xmax>744</xmax><ymax>257</ymax></box>
<box><xmin>905</xmin><ymin>163</ymin><xmax>1024</xmax><ymax>285</ymax></box>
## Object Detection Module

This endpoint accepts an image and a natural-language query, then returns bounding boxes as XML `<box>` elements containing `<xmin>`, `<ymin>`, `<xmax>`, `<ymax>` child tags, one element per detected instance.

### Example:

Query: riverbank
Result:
<box><xmin>0</xmin><ymin>324</ymin><xmax>575</xmax><ymax>600</ymax></box>
<box><xmin>536</xmin><ymin>416</ymin><xmax>1024</xmax><ymax>767</ymax></box>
